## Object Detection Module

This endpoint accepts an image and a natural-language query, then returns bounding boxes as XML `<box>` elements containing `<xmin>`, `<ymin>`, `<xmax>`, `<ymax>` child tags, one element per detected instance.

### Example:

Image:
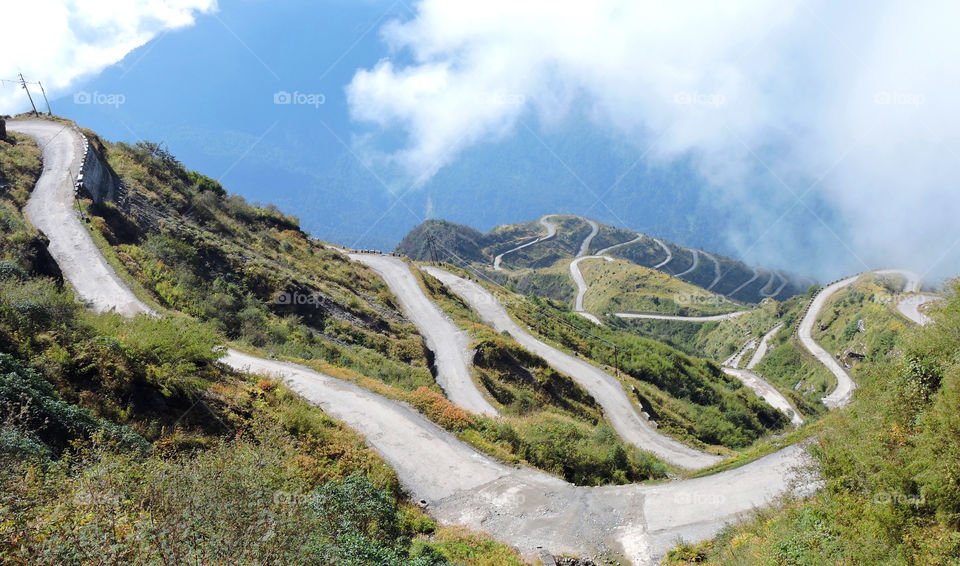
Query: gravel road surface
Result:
<box><xmin>350</xmin><ymin>253</ymin><xmax>498</xmax><ymax>415</ymax></box>
<box><xmin>422</xmin><ymin>266</ymin><xmax>723</xmax><ymax>470</ymax></box>
<box><xmin>11</xmin><ymin>120</ymin><xmax>154</xmax><ymax>317</ymax></box>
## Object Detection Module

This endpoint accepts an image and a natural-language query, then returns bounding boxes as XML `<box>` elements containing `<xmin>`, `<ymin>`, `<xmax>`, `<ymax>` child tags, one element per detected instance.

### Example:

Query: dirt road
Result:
<box><xmin>493</xmin><ymin>215</ymin><xmax>558</xmax><ymax>270</ymax></box>
<box><xmin>10</xmin><ymin>120</ymin><xmax>154</xmax><ymax>317</ymax></box>
<box><xmin>723</xmin><ymin>367</ymin><xmax>802</xmax><ymax>426</ymax></box>
<box><xmin>797</xmin><ymin>275</ymin><xmax>860</xmax><ymax>408</ymax></box>
<box><xmin>422</xmin><ymin>266</ymin><xmax>722</xmax><ymax>470</ymax></box>
<box><xmin>569</xmin><ymin>255</ymin><xmax>613</xmax><ymax>324</ymax></box>
<box><xmin>577</xmin><ymin>218</ymin><xmax>599</xmax><ymax>257</ymax></box>
<box><xmin>350</xmin><ymin>254</ymin><xmax>498</xmax><ymax>415</ymax></box>
<box><xmin>896</xmin><ymin>293</ymin><xmax>941</xmax><ymax>326</ymax></box>
<box><xmin>651</xmin><ymin>238</ymin><xmax>673</xmax><ymax>269</ymax></box>
<box><xmin>15</xmin><ymin>119</ymin><xmax>825</xmax><ymax>565</ymax></box>
<box><xmin>747</xmin><ymin>324</ymin><xmax>783</xmax><ymax>370</ymax></box>
<box><xmin>673</xmin><ymin>248</ymin><xmax>700</xmax><ymax>277</ymax></box>
<box><xmin>223</xmin><ymin>349</ymin><xmax>814</xmax><ymax>565</ymax></box>
<box><xmin>615</xmin><ymin>311</ymin><xmax>749</xmax><ymax>322</ymax></box>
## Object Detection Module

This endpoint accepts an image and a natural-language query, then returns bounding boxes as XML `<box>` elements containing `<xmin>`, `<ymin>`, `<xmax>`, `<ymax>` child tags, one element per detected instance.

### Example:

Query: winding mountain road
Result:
<box><xmin>492</xmin><ymin>215</ymin><xmax>558</xmax><ymax>270</ymax></box>
<box><xmin>615</xmin><ymin>311</ymin><xmax>750</xmax><ymax>322</ymax></box>
<box><xmin>758</xmin><ymin>270</ymin><xmax>776</xmax><ymax>297</ymax></box>
<box><xmin>725</xmin><ymin>324</ymin><xmax>801</xmax><ymax>425</ymax></box>
<box><xmin>729</xmin><ymin>266</ymin><xmax>760</xmax><ymax>298</ymax></box>
<box><xmin>702</xmin><ymin>251</ymin><xmax>722</xmax><ymax>290</ymax></box>
<box><xmin>673</xmin><ymin>248</ymin><xmax>700</xmax><ymax>278</ymax></box>
<box><xmin>10</xmin><ymin>120</ymin><xmax>154</xmax><ymax>317</ymax></box>
<box><xmin>422</xmin><ymin>266</ymin><xmax>723</xmax><ymax>471</ymax></box>
<box><xmin>570</xmin><ymin>255</ymin><xmax>614</xmax><ymax>324</ymax></box>
<box><xmin>896</xmin><ymin>294</ymin><xmax>941</xmax><ymax>326</ymax></box>
<box><xmin>723</xmin><ymin>367</ymin><xmax>802</xmax><ymax>426</ymax></box>
<box><xmin>221</xmin><ymin>352</ymin><xmax>815</xmax><ymax>566</ymax></box>
<box><xmin>577</xmin><ymin>218</ymin><xmax>599</xmax><ymax>257</ymax></box>
<box><xmin>799</xmin><ymin>270</ymin><xmax>929</xmax><ymax>408</ymax></box>
<box><xmin>350</xmin><ymin>254</ymin><xmax>498</xmax><ymax>416</ymax></box>
<box><xmin>747</xmin><ymin>324</ymin><xmax>783</xmax><ymax>370</ymax></box>
<box><xmin>797</xmin><ymin>275</ymin><xmax>861</xmax><ymax>408</ymax></box>
<box><xmin>15</xmin><ymin>118</ymin><xmax>884</xmax><ymax>565</ymax></box>
<box><xmin>597</xmin><ymin>234</ymin><xmax>644</xmax><ymax>256</ymax></box>
<box><xmin>651</xmin><ymin>238</ymin><xmax>673</xmax><ymax>269</ymax></box>
<box><xmin>722</xmin><ymin>337</ymin><xmax>757</xmax><ymax>368</ymax></box>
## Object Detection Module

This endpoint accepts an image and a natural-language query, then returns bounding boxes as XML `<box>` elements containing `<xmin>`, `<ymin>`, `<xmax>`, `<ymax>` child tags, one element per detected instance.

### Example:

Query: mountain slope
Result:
<box><xmin>397</xmin><ymin>216</ymin><xmax>813</xmax><ymax>304</ymax></box>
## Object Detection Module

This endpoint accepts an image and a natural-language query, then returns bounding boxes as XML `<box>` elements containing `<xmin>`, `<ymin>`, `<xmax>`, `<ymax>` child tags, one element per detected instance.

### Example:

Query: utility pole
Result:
<box><xmin>19</xmin><ymin>73</ymin><xmax>38</xmax><ymax>116</ymax></box>
<box><xmin>37</xmin><ymin>81</ymin><xmax>52</xmax><ymax>115</ymax></box>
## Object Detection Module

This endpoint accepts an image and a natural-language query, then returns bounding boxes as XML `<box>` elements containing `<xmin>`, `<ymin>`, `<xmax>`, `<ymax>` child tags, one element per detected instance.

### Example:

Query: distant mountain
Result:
<box><xmin>397</xmin><ymin>216</ymin><xmax>815</xmax><ymax>304</ymax></box>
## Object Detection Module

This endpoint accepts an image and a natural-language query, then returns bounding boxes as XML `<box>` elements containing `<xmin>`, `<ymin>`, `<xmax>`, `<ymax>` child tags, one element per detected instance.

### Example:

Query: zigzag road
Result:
<box><xmin>577</xmin><ymin>217</ymin><xmax>599</xmax><ymax>257</ymax></box>
<box><xmin>615</xmin><ymin>311</ymin><xmax>749</xmax><ymax>322</ymax></box>
<box><xmin>14</xmin><ymin>119</ymin><xmax>867</xmax><ymax>565</ymax></box>
<box><xmin>797</xmin><ymin>270</ymin><xmax>924</xmax><ymax>408</ymax></box>
<box><xmin>493</xmin><ymin>215</ymin><xmax>558</xmax><ymax>270</ymax></box>
<box><xmin>797</xmin><ymin>275</ymin><xmax>862</xmax><ymax>408</ymax></box>
<box><xmin>10</xmin><ymin>120</ymin><xmax>155</xmax><ymax>317</ymax></box>
<box><xmin>423</xmin><ymin>266</ymin><xmax>723</xmax><ymax>471</ymax></box>
<box><xmin>350</xmin><ymin>253</ymin><xmax>498</xmax><ymax>416</ymax></box>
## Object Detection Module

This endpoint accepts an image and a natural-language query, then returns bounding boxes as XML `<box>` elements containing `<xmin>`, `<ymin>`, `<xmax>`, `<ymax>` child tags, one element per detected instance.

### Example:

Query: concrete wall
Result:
<box><xmin>75</xmin><ymin>134</ymin><xmax>125</xmax><ymax>205</ymax></box>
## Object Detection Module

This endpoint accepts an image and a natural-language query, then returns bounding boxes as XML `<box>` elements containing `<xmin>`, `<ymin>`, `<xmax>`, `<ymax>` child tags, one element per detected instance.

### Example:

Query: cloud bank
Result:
<box><xmin>347</xmin><ymin>0</ymin><xmax>960</xmax><ymax>279</ymax></box>
<box><xmin>2</xmin><ymin>0</ymin><xmax>216</xmax><ymax>112</ymax></box>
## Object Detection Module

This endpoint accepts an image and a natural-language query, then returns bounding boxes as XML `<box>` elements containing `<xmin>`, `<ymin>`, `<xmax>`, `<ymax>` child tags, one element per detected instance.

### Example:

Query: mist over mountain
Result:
<box><xmin>5</xmin><ymin>0</ymin><xmax>958</xmax><ymax>282</ymax></box>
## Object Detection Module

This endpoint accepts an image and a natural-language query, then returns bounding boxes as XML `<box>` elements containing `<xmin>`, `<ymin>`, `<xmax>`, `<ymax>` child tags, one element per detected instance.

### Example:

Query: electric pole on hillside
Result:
<box><xmin>18</xmin><ymin>73</ymin><xmax>38</xmax><ymax>116</ymax></box>
<box><xmin>37</xmin><ymin>81</ymin><xmax>52</xmax><ymax>115</ymax></box>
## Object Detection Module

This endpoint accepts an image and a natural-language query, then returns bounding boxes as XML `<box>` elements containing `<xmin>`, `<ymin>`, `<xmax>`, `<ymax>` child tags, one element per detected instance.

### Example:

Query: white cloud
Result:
<box><xmin>1</xmin><ymin>0</ymin><xmax>216</xmax><ymax>112</ymax></box>
<box><xmin>347</xmin><ymin>0</ymin><xmax>960</xmax><ymax>278</ymax></box>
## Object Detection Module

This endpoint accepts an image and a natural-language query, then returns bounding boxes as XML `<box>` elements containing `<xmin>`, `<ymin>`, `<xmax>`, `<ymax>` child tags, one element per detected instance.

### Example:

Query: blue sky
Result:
<box><xmin>4</xmin><ymin>0</ymin><xmax>960</xmax><ymax>281</ymax></box>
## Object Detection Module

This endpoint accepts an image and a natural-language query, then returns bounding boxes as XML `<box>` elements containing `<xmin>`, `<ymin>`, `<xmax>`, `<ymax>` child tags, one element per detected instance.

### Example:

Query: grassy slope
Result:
<box><xmin>79</xmin><ymin>135</ymin><xmax>667</xmax><ymax>487</ymax></box>
<box><xmin>430</xmin><ymin>264</ymin><xmax>791</xmax><ymax>454</ymax></box>
<box><xmin>84</xmin><ymin>135</ymin><xmax>436</xmax><ymax>394</ymax></box>
<box><xmin>579</xmin><ymin>258</ymin><xmax>741</xmax><ymax>316</ymax></box>
<box><xmin>611</xmin><ymin>299</ymin><xmax>786</xmax><ymax>361</ymax></box>
<box><xmin>416</xmin><ymin>267</ymin><xmax>669</xmax><ymax>483</ymax></box>
<box><xmin>667</xmin><ymin>284</ymin><xmax>960</xmax><ymax>565</ymax></box>
<box><xmin>0</xmin><ymin>128</ymin><xmax>523</xmax><ymax>564</ymax></box>
<box><xmin>399</xmin><ymin>216</ymin><xmax>810</xmax><ymax>308</ymax></box>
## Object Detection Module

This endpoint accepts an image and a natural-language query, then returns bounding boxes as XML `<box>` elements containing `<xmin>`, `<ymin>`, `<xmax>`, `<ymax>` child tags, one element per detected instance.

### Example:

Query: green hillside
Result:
<box><xmin>0</xmin><ymin>124</ymin><xmax>523</xmax><ymax>564</ymax></box>
<box><xmin>668</xmin><ymin>282</ymin><xmax>960</xmax><ymax>564</ymax></box>
<box><xmin>396</xmin><ymin>216</ymin><xmax>813</xmax><ymax>306</ymax></box>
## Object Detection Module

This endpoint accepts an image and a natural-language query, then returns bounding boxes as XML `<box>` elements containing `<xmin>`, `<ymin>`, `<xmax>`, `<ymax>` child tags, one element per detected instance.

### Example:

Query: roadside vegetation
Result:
<box><xmin>398</xmin><ymin>216</ymin><xmax>810</xmax><ymax>307</ymax></box>
<box><xmin>666</xmin><ymin>282</ymin><xmax>960</xmax><ymax>565</ymax></box>
<box><xmin>578</xmin><ymin>258</ymin><xmax>740</xmax><ymax>316</ymax></box>
<box><xmin>413</xmin><ymin>269</ymin><xmax>668</xmax><ymax>484</ymax></box>
<box><xmin>0</xmin><ymin>128</ymin><xmax>523</xmax><ymax>564</ymax></box>
<box><xmin>81</xmin><ymin>134</ymin><xmax>435</xmax><ymax>392</ymax></box>
<box><xmin>420</xmin><ymin>265</ymin><xmax>790</xmax><ymax>456</ymax></box>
